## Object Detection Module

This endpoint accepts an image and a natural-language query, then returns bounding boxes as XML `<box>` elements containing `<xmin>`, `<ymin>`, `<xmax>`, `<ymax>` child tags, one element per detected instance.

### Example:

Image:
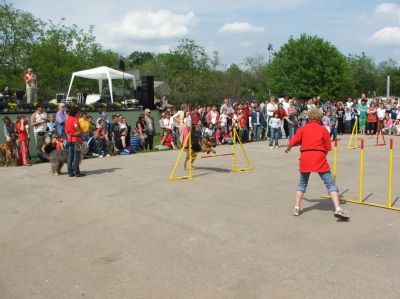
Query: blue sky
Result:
<box><xmin>12</xmin><ymin>0</ymin><xmax>400</xmax><ymax>66</ymax></box>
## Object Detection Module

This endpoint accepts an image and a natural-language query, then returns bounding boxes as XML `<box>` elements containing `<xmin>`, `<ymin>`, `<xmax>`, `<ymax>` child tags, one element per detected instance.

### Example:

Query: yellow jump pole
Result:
<box><xmin>358</xmin><ymin>138</ymin><xmax>365</xmax><ymax>203</ymax></box>
<box><xmin>169</xmin><ymin>131</ymin><xmax>191</xmax><ymax>180</ymax></box>
<box><xmin>333</xmin><ymin>138</ymin><xmax>338</xmax><ymax>183</ymax></box>
<box><xmin>347</xmin><ymin>118</ymin><xmax>358</xmax><ymax>149</ymax></box>
<box><xmin>388</xmin><ymin>138</ymin><xmax>393</xmax><ymax>208</ymax></box>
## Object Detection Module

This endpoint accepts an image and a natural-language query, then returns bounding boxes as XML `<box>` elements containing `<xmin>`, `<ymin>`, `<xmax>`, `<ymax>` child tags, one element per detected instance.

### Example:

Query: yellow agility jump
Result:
<box><xmin>322</xmin><ymin>138</ymin><xmax>400</xmax><ymax>212</ymax></box>
<box><xmin>169</xmin><ymin>128</ymin><xmax>253</xmax><ymax>180</ymax></box>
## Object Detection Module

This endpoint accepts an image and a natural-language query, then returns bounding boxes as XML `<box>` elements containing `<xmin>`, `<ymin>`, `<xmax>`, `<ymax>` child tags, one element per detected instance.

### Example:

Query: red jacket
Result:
<box><xmin>289</xmin><ymin>120</ymin><xmax>331</xmax><ymax>172</ymax></box>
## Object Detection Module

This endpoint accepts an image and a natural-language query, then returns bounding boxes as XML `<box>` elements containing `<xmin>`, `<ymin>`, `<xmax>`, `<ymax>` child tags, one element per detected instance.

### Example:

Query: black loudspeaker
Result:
<box><xmin>141</xmin><ymin>76</ymin><xmax>155</xmax><ymax>110</ymax></box>
<box><xmin>119</xmin><ymin>58</ymin><xmax>125</xmax><ymax>71</ymax></box>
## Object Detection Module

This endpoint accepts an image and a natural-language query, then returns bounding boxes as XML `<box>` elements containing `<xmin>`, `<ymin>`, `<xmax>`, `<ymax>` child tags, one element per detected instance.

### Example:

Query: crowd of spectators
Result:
<box><xmin>2</xmin><ymin>94</ymin><xmax>400</xmax><ymax>169</ymax></box>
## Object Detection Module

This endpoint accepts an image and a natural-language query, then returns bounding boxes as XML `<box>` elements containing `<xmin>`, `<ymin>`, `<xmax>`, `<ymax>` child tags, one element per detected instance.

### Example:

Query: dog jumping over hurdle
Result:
<box><xmin>0</xmin><ymin>142</ymin><xmax>17</xmax><ymax>167</ymax></box>
<box><xmin>184</xmin><ymin>133</ymin><xmax>217</xmax><ymax>169</ymax></box>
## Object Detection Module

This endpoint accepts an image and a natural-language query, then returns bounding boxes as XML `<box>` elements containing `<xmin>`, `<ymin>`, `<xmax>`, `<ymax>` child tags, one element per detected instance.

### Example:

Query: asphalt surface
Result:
<box><xmin>1</xmin><ymin>135</ymin><xmax>400</xmax><ymax>298</ymax></box>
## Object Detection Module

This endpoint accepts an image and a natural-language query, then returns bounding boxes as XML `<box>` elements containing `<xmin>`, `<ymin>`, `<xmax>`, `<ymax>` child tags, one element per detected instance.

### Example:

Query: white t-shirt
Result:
<box><xmin>282</xmin><ymin>101</ymin><xmax>290</xmax><ymax>113</ymax></box>
<box><xmin>210</xmin><ymin>111</ymin><xmax>218</xmax><ymax>124</ymax></box>
<box><xmin>219</xmin><ymin>114</ymin><xmax>228</xmax><ymax>127</ymax></box>
<box><xmin>377</xmin><ymin>108</ymin><xmax>386</xmax><ymax>120</ymax></box>
<box><xmin>33</xmin><ymin>111</ymin><xmax>47</xmax><ymax>133</ymax></box>
<box><xmin>266</xmin><ymin>103</ymin><xmax>278</xmax><ymax>117</ymax></box>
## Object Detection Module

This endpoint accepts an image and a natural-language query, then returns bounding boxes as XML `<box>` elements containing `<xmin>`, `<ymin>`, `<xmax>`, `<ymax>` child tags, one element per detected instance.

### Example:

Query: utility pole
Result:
<box><xmin>267</xmin><ymin>43</ymin><xmax>273</xmax><ymax>96</ymax></box>
<box><xmin>387</xmin><ymin>75</ymin><xmax>391</xmax><ymax>98</ymax></box>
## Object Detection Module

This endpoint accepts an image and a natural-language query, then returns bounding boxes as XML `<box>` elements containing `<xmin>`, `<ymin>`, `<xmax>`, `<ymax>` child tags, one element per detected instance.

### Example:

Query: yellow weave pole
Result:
<box><xmin>333</xmin><ymin>139</ymin><xmax>338</xmax><ymax>183</ymax></box>
<box><xmin>358</xmin><ymin>138</ymin><xmax>364</xmax><ymax>203</ymax></box>
<box><xmin>233</xmin><ymin>127</ymin><xmax>237</xmax><ymax>171</ymax></box>
<box><xmin>169</xmin><ymin>131</ymin><xmax>191</xmax><ymax>180</ymax></box>
<box><xmin>347</xmin><ymin>118</ymin><xmax>359</xmax><ymax>150</ymax></box>
<box><xmin>189</xmin><ymin>131</ymin><xmax>193</xmax><ymax>179</ymax></box>
<box><xmin>388</xmin><ymin>138</ymin><xmax>393</xmax><ymax>208</ymax></box>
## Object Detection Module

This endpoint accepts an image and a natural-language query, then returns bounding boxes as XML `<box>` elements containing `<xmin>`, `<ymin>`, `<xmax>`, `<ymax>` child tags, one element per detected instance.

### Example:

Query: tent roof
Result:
<box><xmin>72</xmin><ymin>66</ymin><xmax>135</xmax><ymax>80</ymax></box>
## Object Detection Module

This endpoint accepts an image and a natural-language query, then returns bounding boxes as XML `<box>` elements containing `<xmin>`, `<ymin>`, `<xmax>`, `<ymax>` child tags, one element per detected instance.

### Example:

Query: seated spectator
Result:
<box><xmin>216</xmin><ymin>127</ymin><xmax>228</xmax><ymax>144</ymax></box>
<box><xmin>382</xmin><ymin>114</ymin><xmax>393</xmax><ymax>135</ymax></box>
<box><xmin>47</xmin><ymin>114</ymin><xmax>56</xmax><ymax>137</ymax></box>
<box><xmin>95</xmin><ymin>119</ymin><xmax>110</xmax><ymax>158</ymax></box>
<box><xmin>155</xmin><ymin>130</ymin><xmax>176</xmax><ymax>151</ymax></box>
<box><xmin>128</xmin><ymin>129</ymin><xmax>142</xmax><ymax>153</ymax></box>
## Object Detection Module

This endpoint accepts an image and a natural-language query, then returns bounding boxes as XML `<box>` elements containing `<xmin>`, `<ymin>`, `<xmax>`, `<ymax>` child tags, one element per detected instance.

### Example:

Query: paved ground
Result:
<box><xmin>1</xmin><ymin>135</ymin><xmax>400</xmax><ymax>299</ymax></box>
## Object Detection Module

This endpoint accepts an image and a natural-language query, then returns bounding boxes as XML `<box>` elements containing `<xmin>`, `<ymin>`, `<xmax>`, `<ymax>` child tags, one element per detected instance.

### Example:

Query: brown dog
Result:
<box><xmin>184</xmin><ymin>135</ymin><xmax>217</xmax><ymax>169</ymax></box>
<box><xmin>0</xmin><ymin>142</ymin><xmax>14</xmax><ymax>167</ymax></box>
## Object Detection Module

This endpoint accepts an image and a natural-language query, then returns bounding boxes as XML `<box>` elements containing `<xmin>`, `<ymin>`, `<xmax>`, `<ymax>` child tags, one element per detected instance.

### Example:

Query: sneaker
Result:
<box><xmin>334</xmin><ymin>208</ymin><xmax>350</xmax><ymax>221</ymax></box>
<box><xmin>275</xmin><ymin>146</ymin><xmax>279</xmax><ymax>149</ymax></box>
<box><xmin>99</xmin><ymin>155</ymin><xmax>104</xmax><ymax>158</ymax></box>
<box><xmin>293</xmin><ymin>207</ymin><xmax>302</xmax><ymax>216</ymax></box>
<box><xmin>106</xmin><ymin>154</ymin><xmax>111</xmax><ymax>157</ymax></box>
<box><xmin>92</xmin><ymin>153</ymin><xmax>99</xmax><ymax>157</ymax></box>
<box><xmin>269</xmin><ymin>146</ymin><xmax>274</xmax><ymax>149</ymax></box>
<box><xmin>76</xmin><ymin>173</ymin><xmax>86</xmax><ymax>177</ymax></box>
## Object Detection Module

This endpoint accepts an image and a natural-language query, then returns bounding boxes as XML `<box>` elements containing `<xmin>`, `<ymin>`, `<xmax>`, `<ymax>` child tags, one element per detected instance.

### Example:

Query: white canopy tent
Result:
<box><xmin>66</xmin><ymin>66</ymin><xmax>136</xmax><ymax>103</ymax></box>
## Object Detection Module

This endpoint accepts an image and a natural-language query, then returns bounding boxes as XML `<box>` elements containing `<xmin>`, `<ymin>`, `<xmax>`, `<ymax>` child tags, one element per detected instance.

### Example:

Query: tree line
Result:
<box><xmin>1</xmin><ymin>3</ymin><xmax>399</xmax><ymax>105</ymax></box>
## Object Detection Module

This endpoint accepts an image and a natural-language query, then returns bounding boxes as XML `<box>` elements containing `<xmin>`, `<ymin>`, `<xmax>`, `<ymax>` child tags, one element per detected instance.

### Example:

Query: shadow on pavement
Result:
<box><xmin>83</xmin><ymin>168</ymin><xmax>122</xmax><ymax>175</ymax></box>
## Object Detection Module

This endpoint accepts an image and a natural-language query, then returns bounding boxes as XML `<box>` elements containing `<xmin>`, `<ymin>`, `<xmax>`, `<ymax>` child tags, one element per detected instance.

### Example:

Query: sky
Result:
<box><xmin>12</xmin><ymin>0</ymin><xmax>400</xmax><ymax>66</ymax></box>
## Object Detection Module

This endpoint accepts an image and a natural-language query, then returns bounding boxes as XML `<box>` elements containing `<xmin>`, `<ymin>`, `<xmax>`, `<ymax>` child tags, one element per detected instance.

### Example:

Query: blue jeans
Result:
<box><xmin>269</xmin><ymin>128</ymin><xmax>280</xmax><ymax>146</ymax></box>
<box><xmin>67</xmin><ymin>142</ymin><xmax>81</xmax><ymax>176</ymax></box>
<box><xmin>296</xmin><ymin>171</ymin><xmax>338</xmax><ymax>193</ymax></box>
<box><xmin>330</xmin><ymin>126</ymin><xmax>337</xmax><ymax>140</ymax></box>
<box><xmin>252</xmin><ymin>125</ymin><xmax>260</xmax><ymax>140</ymax></box>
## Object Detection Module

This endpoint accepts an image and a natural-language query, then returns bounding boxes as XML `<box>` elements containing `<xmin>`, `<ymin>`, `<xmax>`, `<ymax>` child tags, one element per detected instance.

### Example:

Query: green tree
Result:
<box><xmin>126</xmin><ymin>51</ymin><xmax>154</xmax><ymax>67</ymax></box>
<box><xmin>269</xmin><ymin>34</ymin><xmax>347</xmax><ymax>99</ymax></box>
<box><xmin>0</xmin><ymin>2</ymin><xmax>42</xmax><ymax>89</ymax></box>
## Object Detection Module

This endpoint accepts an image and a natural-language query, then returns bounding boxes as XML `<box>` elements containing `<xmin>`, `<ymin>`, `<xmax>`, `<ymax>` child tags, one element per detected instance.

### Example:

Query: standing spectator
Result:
<box><xmin>376</xmin><ymin>103</ymin><xmax>386</xmax><ymax>134</ymax></box>
<box><xmin>346</xmin><ymin>97</ymin><xmax>353</xmax><ymax>109</ymax></box>
<box><xmin>144</xmin><ymin>109</ymin><xmax>155</xmax><ymax>150</ymax></box>
<box><xmin>277</xmin><ymin>103</ymin><xmax>289</xmax><ymax>138</ymax></box>
<box><xmin>15</xmin><ymin>115</ymin><xmax>31</xmax><ymax>166</ymax></box>
<box><xmin>23</xmin><ymin>68</ymin><xmax>38</xmax><ymax>104</ymax></box>
<box><xmin>55</xmin><ymin>103</ymin><xmax>67</xmax><ymax>136</ymax></box>
<box><xmin>190</xmin><ymin>106</ymin><xmax>200</xmax><ymax>125</ymax></box>
<box><xmin>269</xmin><ymin>111</ymin><xmax>282</xmax><ymax>149</ymax></box>
<box><xmin>366</xmin><ymin>102</ymin><xmax>377</xmax><ymax>135</ymax></box>
<box><xmin>344</xmin><ymin>108</ymin><xmax>352</xmax><ymax>134</ymax></box>
<box><xmin>266</xmin><ymin>98</ymin><xmax>278</xmax><ymax>138</ymax></box>
<box><xmin>336</xmin><ymin>102</ymin><xmax>345</xmax><ymax>135</ymax></box>
<box><xmin>207</xmin><ymin>105</ymin><xmax>219</xmax><ymax>128</ymax></box>
<box><xmin>15</xmin><ymin>88</ymin><xmax>25</xmax><ymax>107</ymax></box>
<box><xmin>30</xmin><ymin>103</ymin><xmax>48</xmax><ymax>161</ymax></box>
<box><xmin>173</xmin><ymin>104</ymin><xmax>188</xmax><ymax>145</ymax></box>
<box><xmin>358</xmin><ymin>99</ymin><xmax>368</xmax><ymax>135</ymax></box>
<box><xmin>330</xmin><ymin>110</ymin><xmax>338</xmax><ymax>141</ymax></box>
<box><xmin>2</xmin><ymin>85</ymin><xmax>11</xmax><ymax>102</ymax></box>
<box><xmin>251</xmin><ymin>106</ymin><xmax>262</xmax><ymax>140</ymax></box>
<box><xmin>219</xmin><ymin>108</ymin><xmax>229</xmax><ymax>132</ymax></box>
<box><xmin>65</xmin><ymin>107</ymin><xmax>85</xmax><ymax>177</ymax></box>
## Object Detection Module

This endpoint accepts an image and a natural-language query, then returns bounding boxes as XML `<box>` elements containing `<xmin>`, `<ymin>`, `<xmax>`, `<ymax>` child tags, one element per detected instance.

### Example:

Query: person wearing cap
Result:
<box><xmin>144</xmin><ymin>109</ymin><xmax>155</xmax><ymax>150</ymax></box>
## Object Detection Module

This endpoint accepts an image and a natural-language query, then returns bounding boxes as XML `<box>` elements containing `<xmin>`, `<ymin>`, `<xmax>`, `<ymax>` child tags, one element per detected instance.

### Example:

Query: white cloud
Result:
<box><xmin>219</xmin><ymin>22</ymin><xmax>264</xmax><ymax>34</ymax></box>
<box><xmin>102</xmin><ymin>10</ymin><xmax>196</xmax><ymax>41</ymax></box>
<box><xmin>374</xmin><ymin>3</ymin><xmax>400</xmax><ymax>22</ymax></box>
<box><xmin>371</xmin><ymin>27</ymin><xmax>400</xmax><ymax>45</ymax></box>
<box><xmin>240</xmin><ymin>41</ymin><xmax>255</xmax><ymax>48</ymax></box>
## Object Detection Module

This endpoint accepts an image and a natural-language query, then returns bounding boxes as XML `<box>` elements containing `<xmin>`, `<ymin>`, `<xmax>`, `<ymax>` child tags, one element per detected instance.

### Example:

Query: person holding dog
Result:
<box><xmin>285</xmin><ymin>108</ymin><xmax>349</xmax><ymax>221</ymax></box>
<box><xmin>65</xmin><ymin>107</ymin><xmax>85</xmax><ymax>177</ymax></box>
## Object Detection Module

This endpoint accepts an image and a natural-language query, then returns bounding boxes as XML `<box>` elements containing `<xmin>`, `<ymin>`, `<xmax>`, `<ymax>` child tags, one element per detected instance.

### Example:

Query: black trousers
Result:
<box><xmin>145</xmin><ymin>135</ymin><xmax>154</xmax><ymax>150</ymax></box>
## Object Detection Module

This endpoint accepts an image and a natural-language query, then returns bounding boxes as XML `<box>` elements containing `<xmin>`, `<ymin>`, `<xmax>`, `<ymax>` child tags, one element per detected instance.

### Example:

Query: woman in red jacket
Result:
<box><xmin>285</xmin><ymin>109</ymin><xmax>349</xmax><ymax>220</ymax></box>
